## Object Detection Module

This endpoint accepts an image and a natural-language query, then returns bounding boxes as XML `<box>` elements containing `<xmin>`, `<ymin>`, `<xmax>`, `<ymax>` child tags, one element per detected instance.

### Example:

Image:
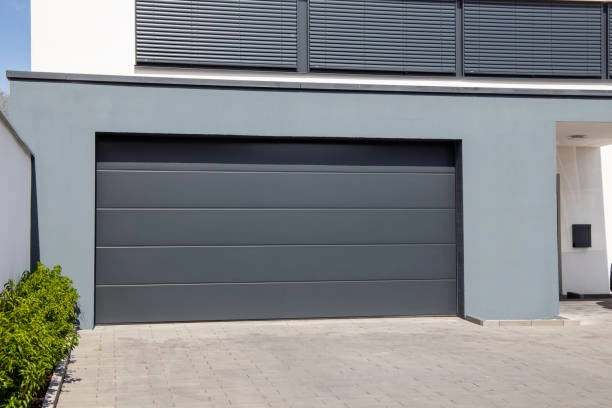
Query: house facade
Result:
<box><xmin>8</xmin><ymin>0</ymin><xmax>612</xmax><ymax>329</ymax></box>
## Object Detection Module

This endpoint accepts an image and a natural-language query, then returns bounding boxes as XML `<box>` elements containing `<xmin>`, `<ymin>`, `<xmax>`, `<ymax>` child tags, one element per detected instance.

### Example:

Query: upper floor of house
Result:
<box><xmin>30</xmin><ymin>0</ymin><xmax>612</xmax><ymax>87</ymax></box>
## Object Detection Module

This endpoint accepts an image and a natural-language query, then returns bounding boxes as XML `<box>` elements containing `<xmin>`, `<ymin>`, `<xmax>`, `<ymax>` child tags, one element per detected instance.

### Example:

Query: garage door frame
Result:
<box><xmin>94</xmin><ymin>133</ymin><xmax>464</xmax><ymax>323</ymax></box>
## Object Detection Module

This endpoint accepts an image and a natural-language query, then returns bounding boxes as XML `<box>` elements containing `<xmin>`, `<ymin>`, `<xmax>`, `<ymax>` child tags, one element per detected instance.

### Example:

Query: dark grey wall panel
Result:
<box><xmin>95</xmin><ymin>280</ymin><xmax>457</xmax><ymax>324</ymax></box>
<box><xmin>309</xmin><ymin>0</ymin><xmax>456</xmax><ymax>73</ymax></box>
<box><xmin>464</xmin><ymin>0</ymin><xmax>602</xmax><ymax>77</ymax></box>
<box><xmin>96</xmin><ymin>170</ymin><xmax>455</xmax><ymax>209</ymax></box>
<box><xmin>136</xmin><ymin>0</ymin><xmax>297</xmax><ymax>68</ymax></box>
<box><xmin>96</xmin><ymin>244</ymin><xmax>457</xmax><ymax>284</ymax></box>
<box><xmin>96</xmin><ymin>209</ymin><xmax>456</xmax><ymax>246</ymax></box>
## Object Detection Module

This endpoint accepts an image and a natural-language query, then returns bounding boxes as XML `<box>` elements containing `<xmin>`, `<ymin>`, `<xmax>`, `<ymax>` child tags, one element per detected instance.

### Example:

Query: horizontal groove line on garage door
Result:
<box><xmin>96</xmin><ymin>243</ymin><xmax>457</xmax><ymax>248</ymax></box>
<box><xmin>96</xmin><ymin>170</ymin><xmax>456</xmax><ymax>175</ymax></box>
<box><xmin>96</xmin><ymin>163</ymin><xmax>455</xmax><ymax>173</ymax></box>
<box><xmin>96</xmin><ymin>207</ymin><xmax>457</xmax><ymax>211</ymax></box>
<box><xmin>96</xmin><ymin>278</ymin><xmax>457</xmax><ymax>287</ymax></box>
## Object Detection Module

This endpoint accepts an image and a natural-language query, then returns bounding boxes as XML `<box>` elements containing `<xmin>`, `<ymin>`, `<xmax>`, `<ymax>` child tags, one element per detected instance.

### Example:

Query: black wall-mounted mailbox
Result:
<box><xmin>572</xmin><ymin>224</ymin><xmax>591</xmax><ymax>248</ymax></box>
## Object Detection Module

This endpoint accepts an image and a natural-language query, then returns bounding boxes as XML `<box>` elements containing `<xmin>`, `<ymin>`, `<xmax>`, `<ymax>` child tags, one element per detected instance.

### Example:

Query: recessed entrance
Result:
<box><xmin>557</xmin><ymin>122</ymin><xmax>612</xmax><ymax>297</ymax></box>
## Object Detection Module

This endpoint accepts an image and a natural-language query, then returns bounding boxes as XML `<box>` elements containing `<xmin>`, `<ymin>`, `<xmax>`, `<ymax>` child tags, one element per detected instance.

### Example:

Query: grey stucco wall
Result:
<box><xmin>0</xmin><ymin>112</ymin><xmax>31</xmax><ymax>286</ymax></box>
<box><xmin>10</xmin><ymin>78</ymin><xmax>607</xmax><ymax>328</ymax></box>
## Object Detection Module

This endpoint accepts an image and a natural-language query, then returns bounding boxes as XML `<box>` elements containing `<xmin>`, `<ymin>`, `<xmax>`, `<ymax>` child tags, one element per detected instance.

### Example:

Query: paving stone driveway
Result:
<box><xmin>58</xmin><ymin>300</ymin><xmax>612</xmax><ymax>408</ymax></box>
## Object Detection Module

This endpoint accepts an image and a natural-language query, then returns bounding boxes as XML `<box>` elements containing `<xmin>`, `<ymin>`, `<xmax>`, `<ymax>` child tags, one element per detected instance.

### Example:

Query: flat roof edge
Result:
<box><xmin>7</xmin><ymin>70</ymin><xmax>612</xmax><ymax>98</ymax></box>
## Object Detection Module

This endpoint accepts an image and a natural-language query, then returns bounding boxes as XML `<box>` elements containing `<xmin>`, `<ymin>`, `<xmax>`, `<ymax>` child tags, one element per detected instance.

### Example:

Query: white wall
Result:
<box><xmin>557</xmin><ymin>146</ymin><xmax>610</xmax><ymax>294</ymax></box>
<box><xmin>31</xmin><ymin>0</ymin><xmax>135</xmax><ymax>75</ymax></box>
<box><xmin>601</xmin><ymin>145</ymin><xmax>612</xmax><ymax>291</ymax></box>
<box><xmin>0</xmin><ymin>113</ymin><xmax>31</xmax><ymax>285</ymax></box>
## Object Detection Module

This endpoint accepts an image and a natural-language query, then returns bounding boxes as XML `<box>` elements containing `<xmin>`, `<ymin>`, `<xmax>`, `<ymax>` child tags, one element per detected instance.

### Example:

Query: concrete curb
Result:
<box><xmin>41</xmin><ymin>352</ymin><xmax>71</xmax><ymax>408</ymax></box>
<box><xmin>466</xmin><ymin>315</ymin><xmax>580</xmax><ymax>327</ymax></box>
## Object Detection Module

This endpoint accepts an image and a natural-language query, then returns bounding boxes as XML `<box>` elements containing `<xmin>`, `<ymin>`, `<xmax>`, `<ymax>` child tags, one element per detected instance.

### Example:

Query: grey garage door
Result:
<box><xmin>95</xmin><ymin>136</ymin><xmax>458</xmax><ymax>324</ymax></box>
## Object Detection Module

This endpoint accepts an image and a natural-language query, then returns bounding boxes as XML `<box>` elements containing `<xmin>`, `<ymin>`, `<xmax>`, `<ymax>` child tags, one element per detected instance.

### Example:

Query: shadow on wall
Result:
<box><xmin>30</xmin><ymin>157</ymin><xmax>39</xmax><ymax>271</ymax></box>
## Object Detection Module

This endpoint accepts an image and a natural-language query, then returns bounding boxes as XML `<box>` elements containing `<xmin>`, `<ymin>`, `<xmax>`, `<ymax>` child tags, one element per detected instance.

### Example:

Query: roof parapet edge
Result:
<box><xmin>7</xmin><ymin>70</ymin><xmax>612</xmax><ymax>98</ymax></box>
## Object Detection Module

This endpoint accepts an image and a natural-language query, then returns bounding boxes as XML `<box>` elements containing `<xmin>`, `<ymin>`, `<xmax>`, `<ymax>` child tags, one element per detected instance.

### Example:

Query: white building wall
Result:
<box><xmin>31</xmin><ymin>0</ymin><xmax>135</xmax><ymax>75</ymax></box>
<box><xmin>600</xmin><ymin>145</ymin><xmax>612</xmax><ymax>292</ymax></box>
<box><xmin>0</xmin><ymin>113</ymin><xmax>31</xmax><ymax>285</ymax></box>
<box><xmin>557</xmin><ymin>146</ymin><xmax>610</xmax><ymax>294</ymax></box>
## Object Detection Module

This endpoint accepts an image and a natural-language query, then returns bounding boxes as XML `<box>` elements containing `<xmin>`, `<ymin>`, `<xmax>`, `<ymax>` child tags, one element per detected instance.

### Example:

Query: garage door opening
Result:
<box><xmin>95</xmin><ymin>135</ymin><xmax>463</xmax><ymax>324</ymax></box>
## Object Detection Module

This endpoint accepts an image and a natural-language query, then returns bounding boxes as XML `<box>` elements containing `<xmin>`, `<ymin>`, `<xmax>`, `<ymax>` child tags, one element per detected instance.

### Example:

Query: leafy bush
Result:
<box><xmin>0</xmin><ymin>263</ymin><xmax>79</xmax><ymax>408</ymax></box>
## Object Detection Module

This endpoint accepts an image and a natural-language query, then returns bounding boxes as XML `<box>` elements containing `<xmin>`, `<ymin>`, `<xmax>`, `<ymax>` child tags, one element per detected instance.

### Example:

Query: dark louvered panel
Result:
<box><xmin>308</xmin><ymin>0</ymin><xmax>456</xmax><ymax>74</ymax></box>
<box><xmin>464</xmin><ymin>0</ymin><xmax>602</xmax><ymax>77</ymax></box>
<box><xmin>609</xmin><ymin>7</ymin><xmax>612</xmax><ymax>77</ymax></box>
<box><xmin>136</xmin><ymin>0</ymin><xmax>297</xmax><ymax>68</ymax></box>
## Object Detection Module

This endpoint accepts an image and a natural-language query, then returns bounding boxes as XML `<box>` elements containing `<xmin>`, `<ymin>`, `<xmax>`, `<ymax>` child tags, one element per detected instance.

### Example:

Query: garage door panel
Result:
<box><xmin>95</xmin><ymin>280</ymin><xmax>457</xmax><ymax>324</ymax></box>
<box><xmin>96</xmin><ymin>244</ymin><xmax>457</xmax><ymax>285</ymax></box>
<box><xmin>96</xmin><ymin>170</ymin><xmax>455</xmax><ymax>209</ymax></box>
<box><xmin>96</xmin><ymin>137</ymin><xmax>456</xmax><ymax>167</ymax></box>
<box><xmin>96</xmin><ymin>209</ymin><xmax>456</xmax><ymax>246</ymax></box>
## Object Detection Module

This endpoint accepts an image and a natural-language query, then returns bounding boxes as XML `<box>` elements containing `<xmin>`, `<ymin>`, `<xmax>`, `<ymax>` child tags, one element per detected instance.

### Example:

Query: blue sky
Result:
<box><xmin>0</xmin><ymin>0</ymin><xmax>30</xmax><ymax>94</ymax></box>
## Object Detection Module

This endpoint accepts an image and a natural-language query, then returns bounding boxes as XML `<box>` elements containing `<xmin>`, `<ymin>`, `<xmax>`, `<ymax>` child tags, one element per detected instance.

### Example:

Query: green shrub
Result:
<box><xmin>0</xmin><ymin>263</ymin><xmax>79</xmax><ymax>408</ymax></box>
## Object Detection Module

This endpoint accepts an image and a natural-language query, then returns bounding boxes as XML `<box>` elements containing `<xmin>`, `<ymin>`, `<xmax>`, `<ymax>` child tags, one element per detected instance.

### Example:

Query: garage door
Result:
<box><xmin>95</xmin><ymin>136</ymin><xmax>458</xmax><ymax>324</ymax></box>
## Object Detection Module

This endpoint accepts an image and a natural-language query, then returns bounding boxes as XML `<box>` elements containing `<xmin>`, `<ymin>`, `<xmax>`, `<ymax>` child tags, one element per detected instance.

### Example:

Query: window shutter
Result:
<box><xmin>308</xmin><ymin>0</ymin><xmax>456</xmax><ymax>74</ymax></box>
<box><xmin>609</xmin><ymin>6</ymin><xmax>612</xmax><ymax>77</ymax></box>
<box><xmin>136</xmin><ymin>0</ymin><xmax>297</xmax><ymax>68</ymax></box>
<box><xmin>463</xmin><ymin>0</ymin><xmax>602</xmax><ymax>77</ymax></box>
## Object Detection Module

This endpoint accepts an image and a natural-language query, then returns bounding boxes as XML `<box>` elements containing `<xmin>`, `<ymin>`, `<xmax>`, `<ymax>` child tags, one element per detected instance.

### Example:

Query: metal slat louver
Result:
<box><xmin>464</xmin><ymin>0</ymin><xmax>601</xmax><ymax>77</ymax></box>
<box><xmin>308</xmin><ymin>0</ymin><xmax>456</xmax><ymax>74</ymax></box>
<box><xmin>609</xmin><ymin>6</ymin><xmax>612</xmax><ymax>77</ymax></box>
<box><xmin>136</xmin><ymin>0</ymin><xmax>297</xmax><ymax>68</ymax></box>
